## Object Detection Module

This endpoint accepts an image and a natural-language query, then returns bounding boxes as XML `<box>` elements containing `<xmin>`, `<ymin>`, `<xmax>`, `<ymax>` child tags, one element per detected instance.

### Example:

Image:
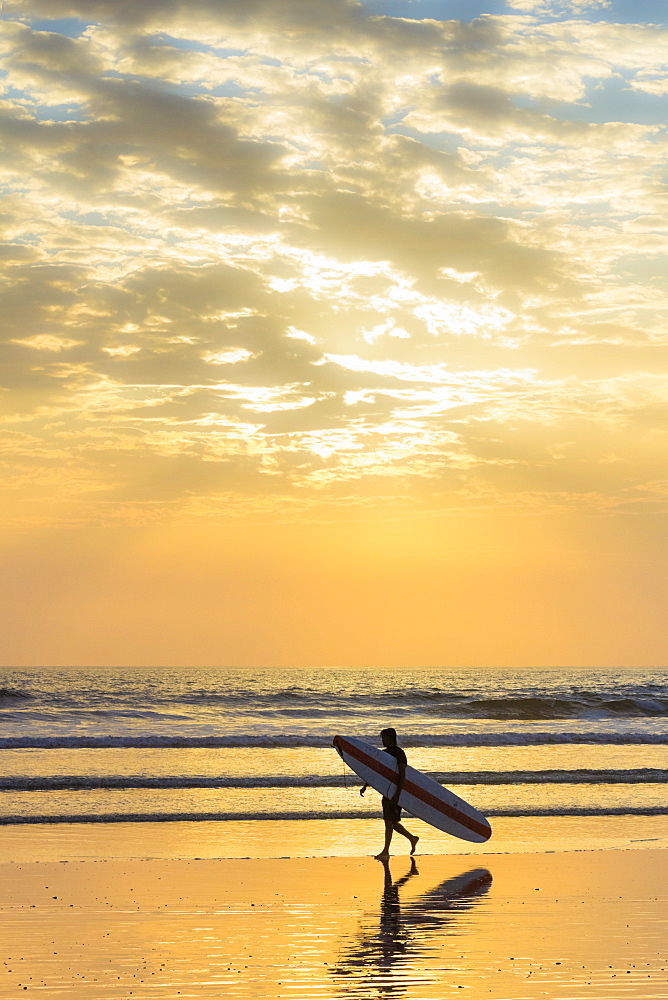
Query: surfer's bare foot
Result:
<box><xmin>409</xmin><ymin>835</ymin><xmax>419</xmax><ymax>855</ymax></box>
<box><xmin>374</xmin><ymin>851</ymin><xmax>390</xmax><ymax>860</ymax></box>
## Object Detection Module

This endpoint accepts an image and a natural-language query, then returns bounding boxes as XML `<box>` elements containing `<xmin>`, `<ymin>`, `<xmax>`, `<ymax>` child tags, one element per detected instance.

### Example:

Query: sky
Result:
<box><xmin>0</xmin><ymin>0</ymin><xmax>666</xmax><ymax>668</ymax></box>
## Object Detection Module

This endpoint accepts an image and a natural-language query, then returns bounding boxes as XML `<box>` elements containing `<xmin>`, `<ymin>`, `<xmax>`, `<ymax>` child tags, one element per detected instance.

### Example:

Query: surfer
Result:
<box><xmin>360</xmin><ymin>728</ymin><xmax>419</xmax><ymax>860</ymax></box>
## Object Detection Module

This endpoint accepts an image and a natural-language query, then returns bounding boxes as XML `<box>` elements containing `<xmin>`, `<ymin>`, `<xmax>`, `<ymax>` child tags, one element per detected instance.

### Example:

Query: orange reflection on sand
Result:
<box><xmin>2</xmin><ymin>849</ymin><xmax>666</xmax><ymax>999</ymax></box>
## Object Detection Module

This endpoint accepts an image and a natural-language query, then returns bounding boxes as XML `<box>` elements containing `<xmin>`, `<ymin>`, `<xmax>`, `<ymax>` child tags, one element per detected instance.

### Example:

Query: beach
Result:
<box><xmin>3</xmin><ymin>839</ymin><xmax>666</xmax><ymax>1000</ymax></box>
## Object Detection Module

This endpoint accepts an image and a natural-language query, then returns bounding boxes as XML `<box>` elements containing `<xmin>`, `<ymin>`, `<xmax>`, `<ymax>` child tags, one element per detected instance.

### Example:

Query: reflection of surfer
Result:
<box><xmin>333</xmin><ymin>858</ymin><xmax>419</xmax><ymax>995</ymax></box>
<box><xmin>360</xmin><ymin>728</ymin><xmax>419</xmax><ymax>859</ymax></box>
<box><xmin>333</xmin><ymin>861</ymin><xmax>493</xmax><ymax>997</ymax></box>
<box><xmin>377</xmin><ymin>856</ymin><xmax>420</xmax><ymax>953</ymax></box>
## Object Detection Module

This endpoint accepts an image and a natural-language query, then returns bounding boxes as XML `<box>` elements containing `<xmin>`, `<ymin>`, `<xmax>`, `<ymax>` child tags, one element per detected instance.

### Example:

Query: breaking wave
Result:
<box><xmin>0</xmin><ymin>688</ymin><xmax>30</xmax><ymax>701</ymax></box>
<box><xmin>1</xmin><ymin>731</ymin><xmax>666</xmax><ymax>750</ymax></box>
<box><xmin>2</xmin><ymin>805</ymin><xmax>667</xmax><ymax>826</ymax></box>
<box><xmin>3</xmin><ymin>768</ymin><xmax>667</xmax><ymax>792</ymax></box>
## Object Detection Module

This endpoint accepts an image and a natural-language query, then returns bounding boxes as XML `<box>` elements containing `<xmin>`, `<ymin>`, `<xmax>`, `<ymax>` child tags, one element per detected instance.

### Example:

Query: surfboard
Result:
<box><xmin>333</xmin><ymin>735</ymin><xmax>492</xmax><ymax>844</ymax></box>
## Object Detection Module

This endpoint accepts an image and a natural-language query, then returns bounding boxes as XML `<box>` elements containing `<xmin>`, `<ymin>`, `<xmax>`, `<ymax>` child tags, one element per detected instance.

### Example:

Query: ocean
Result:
<box><xmin>1</xmin><ymin>666</ymin><xmax>666</xmax><ymax>847</ymax></box>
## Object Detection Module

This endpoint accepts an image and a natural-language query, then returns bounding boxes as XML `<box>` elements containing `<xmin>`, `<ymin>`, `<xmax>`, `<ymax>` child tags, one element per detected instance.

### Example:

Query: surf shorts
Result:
<box><xmin>382</xmin><ymin>797</ymin><xmax>402</xmax><ymax>824</ymax></box>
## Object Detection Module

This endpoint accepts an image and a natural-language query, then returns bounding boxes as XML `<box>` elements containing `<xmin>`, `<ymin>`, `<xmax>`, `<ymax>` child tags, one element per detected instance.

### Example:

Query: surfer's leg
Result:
<box><xmin>376</xmin><ymin>803</ymin><xmax>394</xmax><ymax>858</ymax></box>
<box><xmin>375</xmin><ymin>818</ymin><xmax>393</xmax><ymax>859</ymax></box>
<box><xmin>394</xmin><ymin>822</ymin><xmax>419</xmax><ymax>854</ymax></box>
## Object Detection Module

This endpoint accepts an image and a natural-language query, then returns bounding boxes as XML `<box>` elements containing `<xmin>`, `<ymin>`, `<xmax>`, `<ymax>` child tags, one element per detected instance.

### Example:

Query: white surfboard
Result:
<box><xmin>333</xmin><ymin>735</ymin><xmax>492</xmax><ymax>844</ymax></box>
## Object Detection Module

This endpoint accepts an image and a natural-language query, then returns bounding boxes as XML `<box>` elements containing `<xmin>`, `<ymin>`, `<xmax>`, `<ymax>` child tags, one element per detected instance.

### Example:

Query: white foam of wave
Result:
<box><xmin>1</xmin><ymin>731</ymin><xmax>666</xmax><ymax>750</ymax></box>
<box><xmin>2</xmin><ymin>768</ymin><xmax>667</xmax><ymax>791</ymax></box>
<box><xmin>1</xmin><ymin>805</ymin><xmax>667</xmax><ymax>825</ymax></box>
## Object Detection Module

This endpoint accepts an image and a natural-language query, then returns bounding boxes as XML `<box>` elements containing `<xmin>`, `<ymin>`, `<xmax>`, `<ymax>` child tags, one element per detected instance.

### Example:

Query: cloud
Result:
<box><xmin>0</xmin><ymin>1</ymin><xmax>666</xmax><ymax>527</ymax></box>
<box><xmin>506</xmin><ymin>0</ymin><xmax>611</xmax><ymax>14</ymax></box>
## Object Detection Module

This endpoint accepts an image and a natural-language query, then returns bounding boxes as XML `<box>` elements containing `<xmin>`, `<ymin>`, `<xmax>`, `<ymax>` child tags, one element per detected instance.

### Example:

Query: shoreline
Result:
<box><xmin>1</xmin><ymin>813</ymin><xmax>666</xmax><ymax>863</ymax></box>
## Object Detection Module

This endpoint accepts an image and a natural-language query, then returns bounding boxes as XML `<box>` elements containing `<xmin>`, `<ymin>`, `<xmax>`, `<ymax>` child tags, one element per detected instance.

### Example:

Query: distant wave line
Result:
<box><xmin>3</xmin><ymin>690</ymin><xmax>667</xmax><ymax>720</ymax></box>
<box><xmin>2</xmin><ymin>732</ymin><xmax>667</xmax><ymax>750</ymax></box>
<box><xmin>3</xmin><ymin>768</ymin><xmax>667</xmax><ymax>791</ymax></box>
<box><xmin>2</xmin><ymin>806</ymin><xmax>667</xmax><ymax>825</ymax></box>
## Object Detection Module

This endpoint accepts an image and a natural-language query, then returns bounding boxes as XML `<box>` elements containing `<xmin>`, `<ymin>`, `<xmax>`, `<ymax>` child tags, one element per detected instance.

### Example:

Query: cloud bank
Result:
<box><xmin>1</xmin><ymin>0</ymin><xmax>667</xmax><ymax>527</ymax></box>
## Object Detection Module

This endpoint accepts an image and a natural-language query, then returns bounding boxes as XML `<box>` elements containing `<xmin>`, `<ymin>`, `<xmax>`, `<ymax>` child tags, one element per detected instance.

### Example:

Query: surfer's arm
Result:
<box><xmin>359</xmin><ymin>783</ymin><xmax>368</xmax><ymax>796</ymax></box>
<box><xmin>392</xmin><ymin>759</ymin><xmax>406</xmax><ymax>803</ymax></box>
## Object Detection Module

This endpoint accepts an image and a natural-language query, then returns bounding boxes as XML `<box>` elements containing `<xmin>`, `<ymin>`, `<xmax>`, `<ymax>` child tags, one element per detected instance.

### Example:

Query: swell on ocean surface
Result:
<box><xmin>0</xmin><ymin>688</ymin><xmax>30</xmax><ymax>700</ymax></box>
<box><xmin>2</xmin><ymin>731</ymin><xmax>667</xmax><ymax>749</ymax></box>
<box><xmin>456</xmin><ymin>695</ymin><xmax>667</xmax><ymax>718</ymax></box>
<box><xmin>2</xmin><ymin>769</ymin><xmax>667</xmax><ymax>791</ymax></box>
<box><xmin>0</xmin><ymin>688</ymin><xmax>668</xmax><ymax>722</ymax></box>
<box><xmin>2</xmin><ymin>806</ymin><xmax>667</xmax><ymax>826</ymax></box>
<box><xmin>2</xmin><ymin>679</ymin><xmax>667</xmax><ymax>718</ymax></box>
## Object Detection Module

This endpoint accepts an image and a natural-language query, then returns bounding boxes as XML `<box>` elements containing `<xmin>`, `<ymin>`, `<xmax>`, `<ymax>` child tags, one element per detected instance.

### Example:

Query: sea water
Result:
<box><xmin>1</xmin><ymin>666</ymin><xmax>667</xmax><ymax>856</ymax></box>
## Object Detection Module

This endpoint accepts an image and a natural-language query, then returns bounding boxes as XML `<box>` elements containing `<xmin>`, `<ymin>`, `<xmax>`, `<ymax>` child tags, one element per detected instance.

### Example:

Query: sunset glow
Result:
<box><xmin>1</xmin><ymin>0</ymin><xmax>666</xmax><ymax>666</ymax></box>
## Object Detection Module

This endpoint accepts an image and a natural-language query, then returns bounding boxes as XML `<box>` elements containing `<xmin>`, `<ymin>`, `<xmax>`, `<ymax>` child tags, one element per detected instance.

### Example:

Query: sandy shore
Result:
<box><xmin>3</xmin><ymin>844</ymin><xmax>666</xmax><ymax>999</ymax></box>
<box><xmin>2</xmin><ymin>813</ymin><xmax>667</xmax><ymax>862</ymax></box>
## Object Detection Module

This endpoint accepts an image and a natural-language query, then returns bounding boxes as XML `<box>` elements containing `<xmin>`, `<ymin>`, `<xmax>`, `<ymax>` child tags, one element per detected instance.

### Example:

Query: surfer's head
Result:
<box><xmin>381</xmin><ymin>727</ymin><xmax>397</xmax><ymax>747</ymax></box>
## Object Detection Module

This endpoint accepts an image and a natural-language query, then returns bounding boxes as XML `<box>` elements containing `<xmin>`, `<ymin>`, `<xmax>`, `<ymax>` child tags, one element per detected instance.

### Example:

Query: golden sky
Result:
<box><xmin>1</xmin><ymin>0</ymin><xmax>666</xmax><ymax>667</ymax></box>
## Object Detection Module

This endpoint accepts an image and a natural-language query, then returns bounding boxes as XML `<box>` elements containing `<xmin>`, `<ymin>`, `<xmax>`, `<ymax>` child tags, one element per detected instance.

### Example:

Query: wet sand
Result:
<box><xmin>2</xmin><ymin>845</ymin><xmax>666</xmax><ymax>999</ymax></box>
<box><xmin>3</xmin><ymin>812</ymin><xmax>667</xmax><ymax>862</ymax></box>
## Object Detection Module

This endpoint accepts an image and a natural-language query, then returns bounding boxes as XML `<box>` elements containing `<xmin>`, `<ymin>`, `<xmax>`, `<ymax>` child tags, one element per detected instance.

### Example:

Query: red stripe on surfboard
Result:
<box><xmin>334</xmin><ymin>736</ymin><xmax>491</xmax><ymax>841</ymax></box>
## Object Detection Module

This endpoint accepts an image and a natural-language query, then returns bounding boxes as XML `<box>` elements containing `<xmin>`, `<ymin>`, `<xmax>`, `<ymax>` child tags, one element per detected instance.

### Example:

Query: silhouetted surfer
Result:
<box><xmin>360</xmin><ymin>727</ymin><xmax>419</xmax><ymax>860</ymax></box>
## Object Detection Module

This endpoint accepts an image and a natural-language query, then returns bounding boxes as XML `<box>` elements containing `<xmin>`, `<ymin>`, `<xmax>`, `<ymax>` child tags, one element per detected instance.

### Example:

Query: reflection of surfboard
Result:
<box><xmin>333</xmin><ymin>735</ymin><xmax>492</xmax><ymax>843</ymax></box>
<box><xmin>400</xmin><ymin>867</ymin><xmax>493</xmax><ymax>930</ymax></box>
<box><xmin>414</xmin><ymin>868</ymin><xmax>493</xmax><ymax>910</ymax></box>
